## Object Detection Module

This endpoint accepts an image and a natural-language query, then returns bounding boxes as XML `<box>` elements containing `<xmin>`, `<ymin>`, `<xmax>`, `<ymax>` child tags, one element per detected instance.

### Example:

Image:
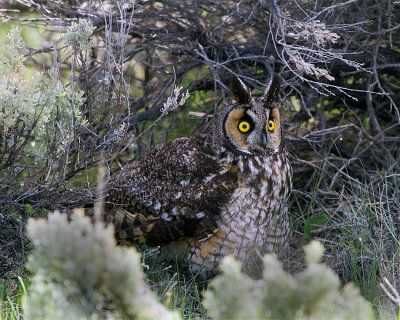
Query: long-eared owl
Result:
<box><xmin>105</xmin><ymin>75</ymin><xmax>292</xmax><ymax>277</ymax></box>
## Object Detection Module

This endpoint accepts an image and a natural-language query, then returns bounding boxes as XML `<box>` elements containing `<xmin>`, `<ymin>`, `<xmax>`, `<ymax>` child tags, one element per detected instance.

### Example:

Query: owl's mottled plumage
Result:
<box><xmin>105</xmin><ymin>75</ymin><xmax>292</xmax><ymax>277</ymax></box>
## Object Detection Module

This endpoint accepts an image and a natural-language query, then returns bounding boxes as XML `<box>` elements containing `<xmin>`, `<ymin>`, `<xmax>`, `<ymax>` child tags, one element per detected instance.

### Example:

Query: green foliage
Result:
<box><xmin>24</xmin><ymin>210</ymin><xmax>180</xmax><ymax>320</ymax></box>
<box><xmin>144</xmin><ymin>261</ymin><xmax>208</xmax><ymax>320</ymax></box>
<box><xmin>0</xmin><ymin>26</ymin><xmax>38</xmax><ymax>132</ymax></box>
<box><xmin>63</xmin><ymin>19</ymin><xmax>95</xmax><ymax>54</ymax></box>
<box><xmin>310</xmin><ymin>169</ymin><xmax>400</xmax><ymax>309</ymax></box>
<box><xmin>0</xmin><ymin>26</ymin><xmax>87</xmax><ymax>165</ymax></box>
<box><xmin>303</xmin><ymin>214</ymin><xmax>329</xmax><ymax>241</ymax></box>
<box><xmin>204</xmin><ymin>241</ymin><xmax>375</xmax><ymax>320</ymax></box>
<box><xmin>0</xmin><ymin>277</ymin><xmax>25</xmax><ymax>320</ymax></box>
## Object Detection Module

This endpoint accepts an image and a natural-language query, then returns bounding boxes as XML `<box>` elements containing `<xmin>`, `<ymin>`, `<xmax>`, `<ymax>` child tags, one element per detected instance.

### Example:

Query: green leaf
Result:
<box><xmin>0</xmin><ymin>282</ymin><xmax>6</xmax><ymax>300</ymax></box>
<box><xmin>303</xmin><ymin>214</ymin><xmax>329</xmax><ymax>241</ymax></box>
<box><xmin>26</xmin><ymin>204</ymin><xmax>34</xmax><ymax>215</ymax></box>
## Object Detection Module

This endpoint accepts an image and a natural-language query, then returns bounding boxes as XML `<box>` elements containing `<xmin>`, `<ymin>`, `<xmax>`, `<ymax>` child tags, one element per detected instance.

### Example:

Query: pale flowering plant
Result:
<box><xmin>160</xmin><ymin>85</ymin><xmax>190</xmax><ymax>115</ymax></box>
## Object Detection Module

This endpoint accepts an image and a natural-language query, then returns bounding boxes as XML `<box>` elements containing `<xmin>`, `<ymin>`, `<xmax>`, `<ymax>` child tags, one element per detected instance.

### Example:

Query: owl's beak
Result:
<box><xmin>260</xmin><ymin>132</ymin><xmax>267</xmax><ymax>149</ymax></box>
<box><xmin>248</xmin><ymin>131</ymin><xmax>268</xmax><ymax>152</ymax></box>
<box><xmin>252</xmin><ymin>132</ymin><xmax>267</xmax><ymax>151</ymax></box>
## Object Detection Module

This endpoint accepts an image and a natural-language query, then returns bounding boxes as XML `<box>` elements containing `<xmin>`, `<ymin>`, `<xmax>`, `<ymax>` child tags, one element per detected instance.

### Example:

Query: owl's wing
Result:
<box><xmin>105</xmin><ymin>138</ymin><xmax>238</xmax><ymax>246</ymax></box>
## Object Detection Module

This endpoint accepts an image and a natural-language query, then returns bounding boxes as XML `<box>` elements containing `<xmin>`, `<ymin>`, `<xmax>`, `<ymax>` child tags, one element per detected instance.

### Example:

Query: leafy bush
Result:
<box><xmin>204</xmin><ymin>241</ymin><xmax>375</xmax><ymax>320</ymax></box>
<box><xmin>0</xmin><ymin>24</ymin><xmax>89</xmax><ymax>277</ymax></box>
<box><xmin>24</xmin><ymin>210</ymin><xmax>179</xmax><ymax>320</ymax></box>
<box><xmin>0</xmin><ymin>26</ymin><xmax>87</xmax><ymax>170</ymax></box>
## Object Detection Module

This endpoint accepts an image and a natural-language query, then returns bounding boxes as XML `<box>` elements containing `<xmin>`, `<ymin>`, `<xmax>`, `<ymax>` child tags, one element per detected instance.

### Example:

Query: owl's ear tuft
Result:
<box><xmin>264</xmin><ymin>74</ymin><xmax>280</xmax><ymax>105</ymax></box>
<box><xmin>230</xmin><ymin>76</ymin><xmax>251</xmax><ymax>104</ymax></box>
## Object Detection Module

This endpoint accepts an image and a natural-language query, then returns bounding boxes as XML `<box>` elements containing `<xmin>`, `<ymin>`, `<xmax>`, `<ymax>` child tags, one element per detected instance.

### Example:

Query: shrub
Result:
<box><xmin>24</xmin><ymin>210</ymin><xmax>179</xmax><ymax>320</ymax></box>
<box><xmin>204</xmin><ymin>241</ymin><xmax>375</xmax><ymax>320</ymax></box>
<box><xmin>0</xmin><ymin>26</ymin><xmax>87</xmax><ymax>173</ymax></box>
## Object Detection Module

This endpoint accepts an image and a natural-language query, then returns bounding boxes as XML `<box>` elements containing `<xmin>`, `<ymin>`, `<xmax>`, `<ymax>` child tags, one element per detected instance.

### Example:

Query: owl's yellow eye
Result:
<box><xmin>268</xmin><ymin>120</ymin><xmax>275</xmax><ymax>131</ymax></box>
<box><xmin>238</xmin><ymin>121</ymin><xmax>251</xmax><ymax>133</ymax></box>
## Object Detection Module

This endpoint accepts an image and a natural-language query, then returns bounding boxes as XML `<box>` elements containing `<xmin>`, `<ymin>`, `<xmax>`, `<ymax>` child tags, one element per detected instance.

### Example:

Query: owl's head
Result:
<box><xmin>211</xmin><ymin>75</ymin><xmax>283</xmax><ymax>156</ymax></box>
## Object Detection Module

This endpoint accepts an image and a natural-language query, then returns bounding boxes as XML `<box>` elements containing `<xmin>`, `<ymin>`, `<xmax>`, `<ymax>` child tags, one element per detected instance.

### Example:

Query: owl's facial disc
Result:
<box><xmin>223</xmin><ymin>75</ymin><xmax>282</xmax><ymax>155</ymax></box>
<box><xmin>224</xmin><ymin>107</ymin><xmax>266</xmax><ymax>154</ymax></box>
<box><xmin>224</xmin><ymin>105</ymin><xmax>282</xmax><ymax>155</ymax></box>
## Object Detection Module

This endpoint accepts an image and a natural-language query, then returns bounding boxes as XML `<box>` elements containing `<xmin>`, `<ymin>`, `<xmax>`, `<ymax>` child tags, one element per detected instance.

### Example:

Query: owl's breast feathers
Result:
<box><xmin>104</xmin><ymin>137</ymin><xmax>239</xmax><ymax>246</ymax></box>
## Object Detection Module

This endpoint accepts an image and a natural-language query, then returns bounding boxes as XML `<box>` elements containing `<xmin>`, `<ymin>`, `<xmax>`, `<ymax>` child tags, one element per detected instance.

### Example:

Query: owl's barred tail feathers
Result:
<box><xmin>104</xmin><ymin>208</ymin><xmax>200</xmax><ymax>246</ymax></box>
<box><xmin>64</xmin><ymin>207</ymin><xmax>151</xmax><ymax>245</ymax></box>
<box><xmin>102</xmin><ymin>208</ymin><xmax>151</xmax><ymax>245</ymax></box>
